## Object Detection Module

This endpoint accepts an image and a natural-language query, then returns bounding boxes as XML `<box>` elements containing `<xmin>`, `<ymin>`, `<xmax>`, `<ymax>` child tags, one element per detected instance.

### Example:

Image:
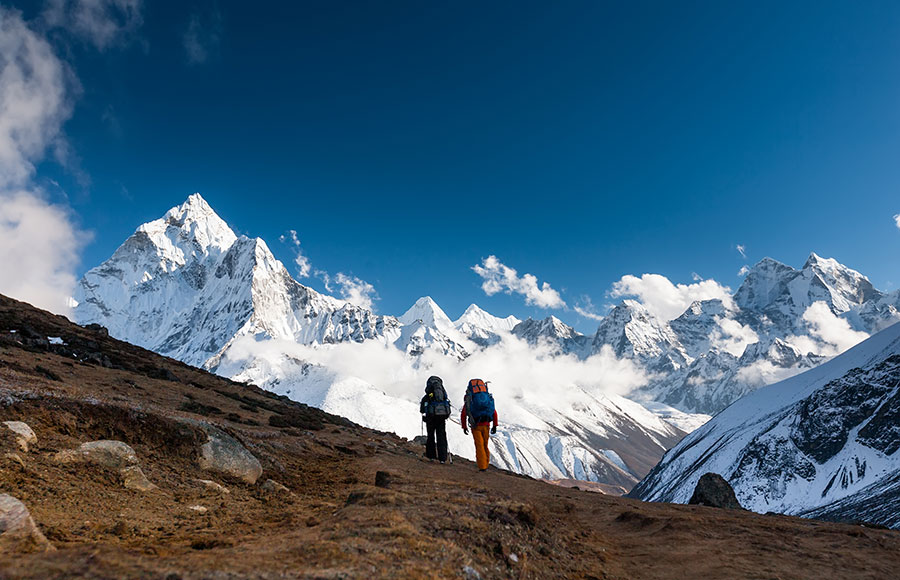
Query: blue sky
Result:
<box><xmin>3</xmin><ymin>1</ymin><xmax>900</xmax><ymax>328</ymax></box>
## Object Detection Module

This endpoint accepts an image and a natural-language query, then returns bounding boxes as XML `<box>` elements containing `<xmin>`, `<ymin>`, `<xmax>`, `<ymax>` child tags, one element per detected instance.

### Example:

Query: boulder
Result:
<box><xmin>3</xmin><ymin>421</ymin><xmax>37</xmax><ymax>452</ymax></box>
<box><xmin>0</xmin><ymin>495</ymin><xmax>54</xmax><ymax>553</ymax></box>
<box><xmin>54</xmin><ymin>440</ymin><xmax>139</xmax><ymax>470</ymax></box>
<box><xmin>688</xmin><ymin>473</ymin><xmax>743</xmax><ymax>510</ymax></box>
<box><xmin>198</xmin><ymin>428</ymin><xmax>262</xmax><ymax>484</ymax></box>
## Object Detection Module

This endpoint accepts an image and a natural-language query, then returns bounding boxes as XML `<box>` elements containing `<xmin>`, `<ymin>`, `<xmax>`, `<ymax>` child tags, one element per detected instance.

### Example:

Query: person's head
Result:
<box><xmin>426</xmin><ymin>375</ymin><xmax>443</xmax><ymax>392</ymax></box>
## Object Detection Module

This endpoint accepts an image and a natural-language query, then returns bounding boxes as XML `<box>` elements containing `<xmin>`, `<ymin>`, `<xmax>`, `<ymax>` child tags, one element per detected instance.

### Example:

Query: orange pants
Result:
<box><xmin>472</xmin><ymin>424</ymin><xmax>491</xmax><ymax>470</ymax></box>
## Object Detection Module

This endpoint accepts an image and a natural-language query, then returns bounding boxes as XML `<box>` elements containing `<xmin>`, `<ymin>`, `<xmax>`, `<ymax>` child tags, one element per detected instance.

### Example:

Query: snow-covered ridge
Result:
<box><xmin>631</xmin><ymin>321</ymin><xmax>900</xmax><ymax>528</ymax></box>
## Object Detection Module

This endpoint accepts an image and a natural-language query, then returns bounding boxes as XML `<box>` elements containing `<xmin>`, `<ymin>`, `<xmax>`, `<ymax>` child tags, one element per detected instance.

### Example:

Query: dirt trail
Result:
<box><xmin>1</xmin><ymin>294</ymin><xmax>899</xmax><ymax>579</ymax></box>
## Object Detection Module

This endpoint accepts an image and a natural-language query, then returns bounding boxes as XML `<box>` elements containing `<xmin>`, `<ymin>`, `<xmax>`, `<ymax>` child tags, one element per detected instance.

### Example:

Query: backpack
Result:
<box><xmin>466</xmin><ymin>378</ymin><xmax>495</xmax><ymax>423</ymax></box>
<box><xmin>423</xmin><ymin>376</ymin><xmax>451</xmax><ymax>418</ymax></box>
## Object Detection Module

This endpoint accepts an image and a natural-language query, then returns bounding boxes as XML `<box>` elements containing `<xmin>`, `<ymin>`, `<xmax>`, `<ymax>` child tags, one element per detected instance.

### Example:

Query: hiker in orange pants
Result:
<box><xmin>461</xmin><ymin>378</ymin><xmax>498</xmax><ymax>471</ymax></box>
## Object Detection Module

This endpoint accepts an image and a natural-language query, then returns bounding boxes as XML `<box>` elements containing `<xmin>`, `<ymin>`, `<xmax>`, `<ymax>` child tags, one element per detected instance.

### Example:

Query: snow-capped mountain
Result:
<box><xmin>630</xmin><ymin>320</ymin><xmax>900</xmax><ymax>528</ymax></box>
<box><xmin>73</xmin><ymin>194</ymin><xmax>685</xmax><ymax>488</ymax></box>
<box><xmin>454</xmin><ymin>304</ymin><xmax>519</xmax><ymax>346</ymax></box>
<box><xmin>512</xmin><ymin>316</ymin><xmax>591</xmax><ymax>356</ymax></box>
<box><xmin>598</xmin><ymin>255</ymin><xmax>900</xmax><ymax>414</ymax></box>
<box><xmin>74</xmin><ymin>194</ymin><xmax>401</xmax><ymax>368</ymax></box>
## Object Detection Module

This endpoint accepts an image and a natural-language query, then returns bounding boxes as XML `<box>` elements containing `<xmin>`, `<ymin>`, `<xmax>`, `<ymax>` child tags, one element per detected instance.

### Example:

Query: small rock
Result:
<box><xmin>509</xmin><ymin>553</ymin><xmax>519</xmax><ymax>564</ymax></box>
<box><xmin>198</xmin><ymin>428</ymin><xmax>262</xmax><ymax>484</ymax></box>
<box><xmin>4</xmin><ymin>453</ymin><xmax>25</xmax><ymax>469</ymax></box>
<box><xmin>54</xmin><ymin>440</ymin><xmax>139</xmax><ymax>470</ymax></box>
<box><xmin>0</xmin><ymin>494</ymin><xmax>54</xmax><ymax>553</ymax></box>
<box><xmin>194</xmin><ymin>479</ymin><xmax>230</xmax><ymax>495</ymax></box>
<box><xmin>688</xmin><ymin>472</ymin><xmax>744</xmax><ymax>510</ymax></box>
<box><xmin>462</xmin><ymin>565</ymin><xmax>482</xmax><ymax>580</ymax></box>
<box><xmin>412</xmin><ymin>435</ymin><xmax>427</xmax><ymax>445</ymax></box>
<box><xmin>188</xmin><ymin>505</ymin><xmax>208</xmax><ymax>514</ymax></box>
<box><xmin>3</xmin><ymin>422</ymin><xmax>37</xmax><ymax>453</ymax></box>
<box><xmin>122</xmin><ymin>466</ymin><xmax>157</xmax><ymax>492</ymax></box>
<box><xmin>374</xmin><ymin>470</ymin><xmax>392</xmax><ymax>489</ymax></box>
<box><xmin>260</xmin><ymin>479</ymin><xmax>290</xmax><ymax>494</ymax></box>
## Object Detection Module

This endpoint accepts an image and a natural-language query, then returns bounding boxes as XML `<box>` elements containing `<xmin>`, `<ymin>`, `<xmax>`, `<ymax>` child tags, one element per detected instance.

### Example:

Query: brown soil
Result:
<box><xmin>1</xmin><ymin>294</ymin><xmax>899</xmax><ymax>579</ymax></box>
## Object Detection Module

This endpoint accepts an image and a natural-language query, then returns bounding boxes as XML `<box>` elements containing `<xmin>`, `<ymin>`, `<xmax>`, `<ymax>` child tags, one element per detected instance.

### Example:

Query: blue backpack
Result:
<box><xmin>467</xmin><ymin>379</ymin><xmax>495</xmax><ymax>423</ymax></box>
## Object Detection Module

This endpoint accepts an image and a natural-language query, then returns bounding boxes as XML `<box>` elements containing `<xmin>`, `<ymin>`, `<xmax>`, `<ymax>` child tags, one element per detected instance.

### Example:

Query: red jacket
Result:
<box><xmin>460</xmin><ymin>405</ymin><xmax>498</xmax><ymax>429</ymax></box>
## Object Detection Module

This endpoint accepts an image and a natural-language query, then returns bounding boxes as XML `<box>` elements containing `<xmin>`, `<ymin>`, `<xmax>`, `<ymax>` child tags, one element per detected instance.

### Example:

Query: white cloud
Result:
<box><xmin>708</xmin><ymin>317</ymin><xmax>758</xmax><ymax>357</ymax></box>
<box><xmin>0</xmin><ymin>8</ymin><xmax>88</xmax><ymax>315</ymax></box>
<box><xmin>796</xmin><ymin>301</ymin><xmax>869</xmax><ymax>356</ymax></box>
<box><xmin>43</xmin><ymin>0</ymin><xmax>143</xmax><ymax>51</ymax></box>
<box><xmin>472</xmin><ymin>255</ymin><xmax>566</xmax><ymax>309</ymax></box>
<box><xmin>735</xmin><ymin>360</ymin><xmax>806</xmax><ymax>388</ymax></box>
<box><xmin>894</xmin><ymin>214</ymin><xmax>900</xmax><ymax>231</ymax></box>
<box><xmin>334</xmin><ymin>273</ymin><xmax>377</xmax><ymax>311</ymax></box>
<box><xmin>279</xmin><ymin>230</ymin><xmax>311</xmax><ymax>278</ymax></box>
<box><xmin>736</xmin><ymin>244</ymin><xmax>747</xmax><ymax>259</ymax></box>
<box><xmin>0</xmin><ymin>190</ymin><xmax>88</xmax><ymax>314</ymax></box>
<box><xmin>0</xmin><ymin>9</ymin><xmax>72</xmax><ymax>187</ymax></box>
<box><xmin>738</xmin><ymin>265</ymin><xmax>750</xmax><ymax>277</ymax></box>
<box><xmin>221</xmin><ymin>332</ymin><xmax>650</xmax><ymax>431</ymax></box>
<box><xmin>183</xmin><ymin>8</ymin><xmax>222</xmax><ymax>65</ymax></box>
<box><xmin>609</xmin><ymin>273</ymin><xmax>734</xmax><ymax>321</ymax></box>
<box><xmin>574</xmin><ymin>296</ymin><xmax>604</xmax><ymax>321</ymax></box>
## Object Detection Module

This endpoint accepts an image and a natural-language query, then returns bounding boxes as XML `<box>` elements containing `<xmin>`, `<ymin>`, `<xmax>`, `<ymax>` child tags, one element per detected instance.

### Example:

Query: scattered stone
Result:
<box><xmin>260</xmin><ymin>479</ymin><xmax>290</xmax><ymax>494</ymax></box>
<box><xmin>305</xmin><ymin>516</ymin><xmax>320</xmax><ymax>527</ymax></box>
<box><xmin>54</xmin><ymin>440</ymin><xmax>139</xmax><ymax>470</ymax></box>
<box><xmin>198</xmin><ymin>428</ymin><xmax>262</xmax><ymax>484</ymax></box>
<box><xmin>0</xmin><ymin>494</ymin><xmax>54</xmax><ymax>553</ymax></box>
<box><xmin>462</xmin><ymin>565</ymin><xmax>482</xmax><ymax>580</ymax></box>
<box><xmin>374</xmin><ymin>470</ymin><xmax>392</xmax><ymax>489</ymax></box>
<box><xmin>194</xmin><ymin>479</ymin><xmax>230</xmax><ymax>495</ymax></box>
<box><xmin>122</xmin><ymin>466</ymin><xmax>157</xmax><ymax>492</ymax></box>
<box><xmin>3</xmin><ymin>421</ymin><xmax>37</xmax><ymax>452</ymax></box>
<box><xmin>4</xmin><ymin>453</ymin><xmax>25</xmax><ymax>469</ymax></box>
<box><xmin>688</xmin><ymin>472</ymin><xmax>744</xmax><ymax>510</ymax></box>
<box><xmin>412</xmin><ymin>435</ymin><xmax>427</xmax><ymax>445</ymax></box>
<box><xmin>188</xmin><ymin>505</ymin><xmax>208</xmax><ymax>514</ymax></box>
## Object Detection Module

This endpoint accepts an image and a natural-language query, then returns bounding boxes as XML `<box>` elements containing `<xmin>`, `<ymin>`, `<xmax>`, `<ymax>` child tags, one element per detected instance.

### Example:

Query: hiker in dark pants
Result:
<box><xmin>420</xmin><ymin>375</ymin><xmax>451</xmax><ymax>463</ymax></box>
<box><xmin>461</xmin><ymin>378</ymin><xmax>497</xmax><ymax>471</ymax></box>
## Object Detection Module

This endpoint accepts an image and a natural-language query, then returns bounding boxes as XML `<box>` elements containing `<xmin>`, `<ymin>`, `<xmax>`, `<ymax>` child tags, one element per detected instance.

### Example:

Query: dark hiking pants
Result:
<box><xmin>425</xmin><ymin>416</ymin><xmax>448</xmax><ymax>462</ymax></box>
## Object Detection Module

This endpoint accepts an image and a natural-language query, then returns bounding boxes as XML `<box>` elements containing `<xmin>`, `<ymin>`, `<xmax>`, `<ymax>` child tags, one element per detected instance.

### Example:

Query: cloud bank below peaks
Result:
<box><xmin>472</xmin><ymin>255</ymin><xmax>566</xmax><ymax>309</ymax></box>
<box><xmin>609</xmin><ymin>273</ymin><xmax>734</xmax><ymax>321</ymax></box>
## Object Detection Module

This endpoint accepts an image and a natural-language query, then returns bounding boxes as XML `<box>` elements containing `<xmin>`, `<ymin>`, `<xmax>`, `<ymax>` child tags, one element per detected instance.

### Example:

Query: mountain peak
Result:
<box><xmin>398</xmin><ymin>296</ymin><xmax>454</xmax><ymax>332</ymax></box>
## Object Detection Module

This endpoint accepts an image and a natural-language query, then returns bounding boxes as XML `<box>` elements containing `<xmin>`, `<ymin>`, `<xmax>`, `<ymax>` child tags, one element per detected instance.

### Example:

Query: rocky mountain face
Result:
<box><xmin>630</xmin><ymin>321</ymin><xmax>900</xmax><ymax>528</ymax></box>
<box><xmin>73</xmin><ymin>195</ymin><xmax>684</xmax><ymax>489</ymax></box>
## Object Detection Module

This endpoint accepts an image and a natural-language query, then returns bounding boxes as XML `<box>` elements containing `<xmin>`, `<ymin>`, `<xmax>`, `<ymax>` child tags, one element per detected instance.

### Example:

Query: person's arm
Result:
<box><xmin>460</xmin><ymin>405</ymin><xmax>468</xmax><ymax>433</ymax></box>
<box><xmin>491</xmin><ymin>410</ymin><xmax>498</xmax><ymax>434</ymax></box>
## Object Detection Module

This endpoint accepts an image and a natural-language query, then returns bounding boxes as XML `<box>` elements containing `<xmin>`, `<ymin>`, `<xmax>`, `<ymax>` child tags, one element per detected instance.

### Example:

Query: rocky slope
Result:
<box><xmin>3</xmin><ymin>294</ymin><xmax>900</xmax><ymax>578</ymax></box>
<box><xmin>630</xmin><ymin>320</ymin><xmax>900</xmax><ymax>528</ymax></box>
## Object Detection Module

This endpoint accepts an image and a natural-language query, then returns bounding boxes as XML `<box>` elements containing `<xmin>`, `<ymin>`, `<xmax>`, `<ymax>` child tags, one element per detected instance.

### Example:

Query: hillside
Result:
<box><xmin>2</xmin><ymin>295</ymin><xmax>900</xmax><ymax>578</ymax></box>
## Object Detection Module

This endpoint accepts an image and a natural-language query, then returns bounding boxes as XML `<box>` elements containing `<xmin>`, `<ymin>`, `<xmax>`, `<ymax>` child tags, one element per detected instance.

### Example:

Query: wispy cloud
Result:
<box><xmin>183</xmin><ymin>7</ymin><xmax>223</xmax><ymax>65</ymax></box>
<box><xmin>894</xmin><ymin>214</ymin><xmax>900</xmax><ymax>231</ymax></box>
<box><xmin>472</xmin><ymin>255</ymin><xmax>566</xmax><ymax>309</ymax></box>
<box><xmin>333</xmin><ymin>273</ymin><xmax>377</xmax><ymax>311</ymax></box>
<box><xmin>738</xmin><ymin>265</ymin><xmax>750</xmax><ymax>276</ymax></box>
<box><xmin>736</xmin><ymin>244</ymin><xmax>747</xmax><ymax>259</ymax></box>
<box><xmin>574</xmin><ymin>295</ymin><xmax>604</xmax><ymax>321</ymax></box>
<box><xmin>279</xmin><ymin>230</ymin><xmax>311</xmax><ymax>278</ymax></box>
<box><xmin>43</xmin><ymin>0</ymin><xmax>143</xmax><ymax>51</ymax></box>
<box><xmin>609</xmin><ymin>273</ymin><xmax>734</xmax><ymax>321</ymax></box>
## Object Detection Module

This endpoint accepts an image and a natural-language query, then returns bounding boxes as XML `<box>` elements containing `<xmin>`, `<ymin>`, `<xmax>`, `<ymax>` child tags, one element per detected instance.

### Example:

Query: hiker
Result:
<box><xmin>420</xmin><ymin>375</ymin><xmax>451</xmax><ymax>463</ymax></box>
<box><xmin>460</xmin><ymin>378</ymin><xmax>497</xmax><ymax>471</ymax></box>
